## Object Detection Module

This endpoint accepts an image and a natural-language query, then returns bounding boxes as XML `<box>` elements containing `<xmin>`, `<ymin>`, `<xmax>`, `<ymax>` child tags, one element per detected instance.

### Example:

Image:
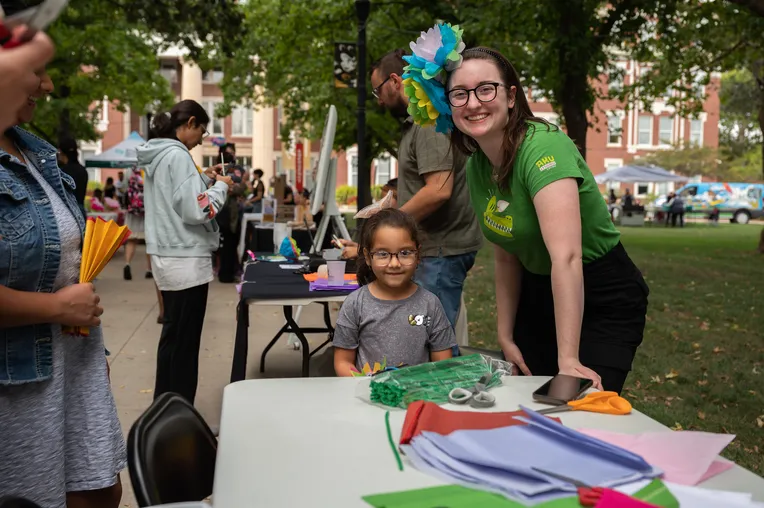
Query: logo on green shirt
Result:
<box><xmin>483</xmin><ymin>195</ymin><xmax>513</xmax><ymax>238</ymax></box>
<box><xmin>535</xmin><ymin>155</ymin><xmax>557</xmax><ymax>171</ymax></box>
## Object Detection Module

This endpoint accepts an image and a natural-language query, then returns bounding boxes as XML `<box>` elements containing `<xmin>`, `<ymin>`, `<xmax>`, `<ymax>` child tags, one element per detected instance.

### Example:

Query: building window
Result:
<box><xmin>232</xmin><ymin>106</ymin><xmax>253</xmax><ymax>137</ymax></box>
<box><xmin>202</xmin><ymin>101</ymin><xmax>223</xmax><ymax>135</ymax></box>
<box><xmin>607</xmin><ymin>115</ymin><xmax>622</xmax><ymax>145</ymax></box>
<box><xmin>202</xmin><ymin>156</ymin><xmax>217</xmax><ymax>168</ymax></box>
<box><xmin>375</xmin><ymin>156</ymin><xmax>391</xmax><ymax>185</ymax></box>
<box><xmin>690</xmin><ymin>119</ymin><xmax>703</xmax><ymax>146</ymax></box>
<box><xmin>237</xmin><ymin>156</ymin><xmax>252</xmax><ymax>168</ymax></box>
<box><xmin>277</xmin><ymin>105</ymin><xmax>284</xmax><ymax>125</ymax></box>
<box><xmin>350</xmin><ymin>155</ymin><xmax>358</xmax><ymax>187</ymax></box>
<box><xmin>659</xmin><ymin>116</ymin><xmax>673</xmax><ymax>145</ymax></box>
<box><xmin>638</xmin><ymin>115</ymin><xmax>653</xmax><ymax>146</ymax></box>
<box><xmin>159</xmin><ymin>60</ymin><xmax>177</xmax><ymax>83</ymax></box>
<box><xmin>202</xmin><ymin>68</ymin><xmax>224</xmax><ymax>84</ymax></box>
<box><xmin>604</xmin><ymin>158</ymin><xmax>623</xmax><ymax>172</ymax></box>
<box><xmin>635</xmin><ymin>183</ymin><xmax>650</xmax><ymax>196</ymax></box>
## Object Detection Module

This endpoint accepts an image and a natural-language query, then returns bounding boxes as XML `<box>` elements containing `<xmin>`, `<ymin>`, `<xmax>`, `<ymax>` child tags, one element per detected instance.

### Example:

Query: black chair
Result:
<box><xmin>0</xmin><ymin>497</ymin><xmax>42</xmax><ymax>508</ymax></box>
<box><xmin>127</xmin><ymin>393</ymin><xmax>217</xmax><ymax>507</ymax></box>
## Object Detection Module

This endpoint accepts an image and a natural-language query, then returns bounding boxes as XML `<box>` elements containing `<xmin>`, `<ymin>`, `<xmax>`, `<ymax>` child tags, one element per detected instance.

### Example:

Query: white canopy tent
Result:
<box><xmin>595</xmin><ymin>164</ymin><xmax>689</xmax><ymax>184</ymax></box>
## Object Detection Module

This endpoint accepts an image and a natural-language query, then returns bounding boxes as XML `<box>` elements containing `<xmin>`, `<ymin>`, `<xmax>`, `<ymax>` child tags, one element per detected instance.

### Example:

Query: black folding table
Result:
<box><xmin>230</xmin><ymin>261</ymin><xmax>350</xmax><ymax>382</ymax></box>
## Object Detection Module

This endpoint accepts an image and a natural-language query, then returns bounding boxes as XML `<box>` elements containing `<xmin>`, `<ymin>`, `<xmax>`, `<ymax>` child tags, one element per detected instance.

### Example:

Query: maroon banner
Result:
<box><xmin>295</xmin><ymin>142</ymin><xmax>304</xmax><ymax>192</ymax></box>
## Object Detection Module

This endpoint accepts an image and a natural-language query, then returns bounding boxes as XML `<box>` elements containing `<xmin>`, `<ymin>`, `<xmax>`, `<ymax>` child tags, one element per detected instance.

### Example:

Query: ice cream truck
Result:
<box><xmin>654</xmin><ymin>182</ymin><xmax>764</xmax><ymax>224</ymax></box>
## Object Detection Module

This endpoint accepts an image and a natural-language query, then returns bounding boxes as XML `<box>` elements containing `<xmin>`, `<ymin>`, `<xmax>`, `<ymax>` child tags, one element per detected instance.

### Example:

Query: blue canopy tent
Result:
<box><xmin>85</xmin><ymin>131</ymin><xmax>145</xmax><ymax>168</ymax></box>
<box><xmin>594</xmin><ymin>164</ymin><xmax>689</xmax><ymax>184</ymax></box>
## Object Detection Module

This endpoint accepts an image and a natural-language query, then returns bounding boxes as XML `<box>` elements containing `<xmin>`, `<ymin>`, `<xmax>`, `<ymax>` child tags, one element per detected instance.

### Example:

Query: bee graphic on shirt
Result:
<box><xmin>408</xmin><ymin>314</ymin><xmax>431</xmax><ymax>327</ymax></box>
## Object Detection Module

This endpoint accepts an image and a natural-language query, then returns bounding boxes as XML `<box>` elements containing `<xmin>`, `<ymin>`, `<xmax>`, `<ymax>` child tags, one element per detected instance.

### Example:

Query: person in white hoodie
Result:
<box><xmin>137</xmin><ymin>100</ymin><xmax>233</xmax><ymax>404</ymax></box>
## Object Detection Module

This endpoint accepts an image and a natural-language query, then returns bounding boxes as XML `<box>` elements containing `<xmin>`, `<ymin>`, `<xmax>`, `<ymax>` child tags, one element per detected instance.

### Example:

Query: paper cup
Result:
<box><xmin>326</xmin><ymin>260</ymin><xmax>346</xmax><ymax>286</ymax></box>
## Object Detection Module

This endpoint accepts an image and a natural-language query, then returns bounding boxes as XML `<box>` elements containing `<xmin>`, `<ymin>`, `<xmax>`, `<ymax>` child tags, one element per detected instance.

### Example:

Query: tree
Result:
<box><xmin>30</xmin><ymin>0</ymin><xmax>245</xmax><ymax>145</ymax></box>
<box><xmin>636</xmin><ymin>0</ymin><xmax>764</xmax><ymax>178</ymax></box>
<box><xmin>719</xmin><ymin>70</ymin><xmax>763</xmax><ymax>159</ymax></box>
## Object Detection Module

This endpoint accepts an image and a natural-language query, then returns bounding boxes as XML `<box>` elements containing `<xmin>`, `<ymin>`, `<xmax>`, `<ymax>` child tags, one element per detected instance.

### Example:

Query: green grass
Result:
<box><xmin>463</xmin><ymin>223</ymin><xmax>764</xmax><ymax>473</ymax></box>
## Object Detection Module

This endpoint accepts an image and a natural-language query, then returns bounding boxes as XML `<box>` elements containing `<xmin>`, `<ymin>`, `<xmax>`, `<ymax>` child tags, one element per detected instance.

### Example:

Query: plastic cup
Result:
<box><xmin>326</xmin><ymin>260</ymin><xmax>346</xmax><ymax>286</ymax></box>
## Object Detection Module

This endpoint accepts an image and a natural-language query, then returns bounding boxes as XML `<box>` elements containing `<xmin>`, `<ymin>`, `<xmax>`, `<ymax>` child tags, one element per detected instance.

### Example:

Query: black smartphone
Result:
<box><xmin>532</xmin><ymin>374</ymin><xmax>593</xmax><ymax>405</ymax></box>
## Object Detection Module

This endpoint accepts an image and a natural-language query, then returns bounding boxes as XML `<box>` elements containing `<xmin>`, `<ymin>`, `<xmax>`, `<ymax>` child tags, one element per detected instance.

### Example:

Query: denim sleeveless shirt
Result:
<box><xmin>0</xmin><ymin>127</ymin><xmax>86</xmax><ymax>384</ymax></box>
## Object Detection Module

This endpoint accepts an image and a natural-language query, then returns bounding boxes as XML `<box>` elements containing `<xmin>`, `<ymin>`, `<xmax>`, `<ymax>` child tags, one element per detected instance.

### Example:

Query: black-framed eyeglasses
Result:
<box><xmin>370</xmin><ymin>249</ymin><xmax>418</xmax><ymax>266</ymax></box>
<box><xmin>372</xmin><ymin>75</ymin><xmax>392</xmax><ymax>99</ymax></box>
<box><xmin>447</xmin><ymin>82</ymin><xmax>509</xmax><ymax>107</ymax></box>
<box><xmin>201</xmin><ymin>126</ymin><xmax>210</xmax><ymax>138</ymax></box>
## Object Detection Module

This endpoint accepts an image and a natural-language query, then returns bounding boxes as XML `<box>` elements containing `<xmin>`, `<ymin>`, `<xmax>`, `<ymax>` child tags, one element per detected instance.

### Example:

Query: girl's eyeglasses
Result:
<box><xmin>370</xmin><ymin>249</ymin><xmax>418</xmax><ymax>266</ymax></box>
<box><xmin>447</xmin><ymin>82</ymin><xmax>509</xmax><ymax>108</ymax></box>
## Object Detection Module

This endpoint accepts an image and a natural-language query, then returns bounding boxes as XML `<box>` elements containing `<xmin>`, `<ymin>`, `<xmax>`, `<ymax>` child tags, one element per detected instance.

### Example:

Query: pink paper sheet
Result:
<box><xmin>579</xmin><ymin>428</ymin><xmax>735</xmax><ymax>486</ymax></box>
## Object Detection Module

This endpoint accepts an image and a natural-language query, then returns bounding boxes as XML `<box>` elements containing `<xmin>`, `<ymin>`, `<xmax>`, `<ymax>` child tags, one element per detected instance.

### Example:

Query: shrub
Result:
<box><xmin>371</xmin><ymin>184</ymin><xmax>384</xmax><ymax>201</ymax></box>
<box><xmin>335</xmin><ymin>185</ymin><xmax>357</xmax><ymax>204</ymax></box>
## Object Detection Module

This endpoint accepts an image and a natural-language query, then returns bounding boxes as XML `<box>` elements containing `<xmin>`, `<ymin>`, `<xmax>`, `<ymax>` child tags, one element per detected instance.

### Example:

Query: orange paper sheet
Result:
<box><xmin>303</xmin><ymin>272</ymin><xmax>357</xmax><ymax>282</ymax></box>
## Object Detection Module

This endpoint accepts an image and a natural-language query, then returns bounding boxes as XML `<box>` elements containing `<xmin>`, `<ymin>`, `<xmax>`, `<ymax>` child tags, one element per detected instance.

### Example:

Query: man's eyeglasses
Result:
<box><xmin>372</xmin><ymin>75</ymin><xmax>392</xmax><ymax>99</ymax></box>
<box><xmin>201</xmin><ymin>126</ymin><xmax>210</xmax><ymax>139</ymax></box>
<box><xmin>447</xmin><ymin>82</ymin><xmax>509</xmax><ymax>108</ymax></box>
<box><xmin>370</xmin><ymin>249</ymin><xmax>418</xmax><ymax>266</ymax></box>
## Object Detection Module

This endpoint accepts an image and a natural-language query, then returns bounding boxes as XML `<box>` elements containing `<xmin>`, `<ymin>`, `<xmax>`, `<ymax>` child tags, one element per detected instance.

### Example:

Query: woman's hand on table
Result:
<box><xmin>500</xmin><ymin>339</ymin><xmax>531</xmax><ymax>376</ymax></box>
<box><xmin>337</xmin><ymin>239</ymin><xmax>358</xmax><ymax>259</ymax></box>
<box><xmin>53</xmin><ymin>283</ymin><xmax>104</xmax><ymax>327</ymax></box>
<box><xmin>559</xmin><ymin>357</ymin><xmax>603</xmax><ymax>390</ymax></box>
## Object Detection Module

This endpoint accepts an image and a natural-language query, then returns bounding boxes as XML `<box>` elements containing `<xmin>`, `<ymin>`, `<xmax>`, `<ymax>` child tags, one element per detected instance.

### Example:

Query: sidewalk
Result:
<box><xmin>102</xmin><ymin>245</ymin><xmax>334</xmax><ymax>506</ymax></box>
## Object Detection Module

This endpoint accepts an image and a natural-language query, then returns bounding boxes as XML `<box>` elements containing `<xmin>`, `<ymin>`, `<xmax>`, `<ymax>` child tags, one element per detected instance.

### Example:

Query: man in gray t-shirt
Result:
<box><xmin>333</xmin><ymin>286</ymin><xmax>456</xmax><ymax>375</ymax></box>
<box><xmin>370</xmin><ymin>49</ymin><xmax>482</xmax><ymax>332</ymax></box>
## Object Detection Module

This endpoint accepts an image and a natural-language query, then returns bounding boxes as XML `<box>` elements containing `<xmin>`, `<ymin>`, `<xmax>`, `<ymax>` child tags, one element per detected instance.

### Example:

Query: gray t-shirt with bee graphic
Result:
<box><xmin>333</xmin><ymin>285</ymin><xmax>456</xmax><ymax>374</ymax></box>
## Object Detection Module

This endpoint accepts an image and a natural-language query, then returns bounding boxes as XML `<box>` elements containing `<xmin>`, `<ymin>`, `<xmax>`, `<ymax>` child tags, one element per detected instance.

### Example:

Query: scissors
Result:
<box><xmin>536</xmin><ymin>391</ymin><xmax>632</xmax><ymax>416</ymax></box>
<box><xmin>448</xmin><ymin>374</ymin><xmax>496</xmax><ymax>408</ymax></box>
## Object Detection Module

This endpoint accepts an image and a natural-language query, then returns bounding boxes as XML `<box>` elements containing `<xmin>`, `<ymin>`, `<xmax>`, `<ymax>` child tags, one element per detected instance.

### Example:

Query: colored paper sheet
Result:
<box><xmin>399</xmin><ymin>401</ymin><xmax>559</xmax><ymax>445</ymax></box>
<box><xmin>630</xmin><ymin>479</ymin><xmax>679</xmax><ymax>508</ymax></box>
<box><xmin>303</xmin><ymin>272</ymin><xmax>356</xmax><ymax>282</ymax></box>
<box><xmin>362</xmin><ymin>485</ymin><xmax>583</xmax><ymax>508</ymax></box>
<box><xmin>578</xmin><ymin>428</ymin><xmax>735</xmax><ymax>485</ymax></box>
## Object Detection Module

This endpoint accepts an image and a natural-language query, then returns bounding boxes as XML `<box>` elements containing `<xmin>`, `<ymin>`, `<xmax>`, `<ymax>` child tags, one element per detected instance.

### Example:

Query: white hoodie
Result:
<box><xmin>136</xmin><ymin>138</ymin><xmax>228</xmax><ymax>257</ymax></box>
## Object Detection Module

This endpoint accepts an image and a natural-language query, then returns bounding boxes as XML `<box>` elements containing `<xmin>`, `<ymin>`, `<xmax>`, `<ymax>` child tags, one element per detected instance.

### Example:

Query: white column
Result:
<box><xmin>181</xmin><ymin>58</ymin><xmax>203</xmax><ymax>166</ymax></box>
<box><xmin>251</xmin><ymin>92</ymin><xmax>274</xmax><ymax>181</ymax></box>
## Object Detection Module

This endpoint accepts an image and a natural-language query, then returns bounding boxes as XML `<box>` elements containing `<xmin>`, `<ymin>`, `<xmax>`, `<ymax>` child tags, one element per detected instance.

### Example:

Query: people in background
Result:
<box><xmin>621</xmin><ymin>188</ymin><xmax>635</xmax><ymax>209</ymax></box>
<box><xmin>114</xmin><ymin>170</ymin><xmax>126</xmax><ymax>207</ymax></box>
<box><xmin>370</xmin><ymin>48</ymin><xmax>483</xmax><ymax>331</ymax></box>
<box><xmin>0</xmin><ymin>67</ymin><xmax>125</xmax><ymax>508</ymax></box>
<box><xmin>57</xmin><ymin>137</ymin><xmax>89</xmax><ymax>219</ymax></box>
<box><xmin>444</xmin><ymin>45</ymin><xmax>648</xmax><ymax>393</ymax></box>
<box><xmin>333</xmin><ymin>209</ymin><xmax>455</xmax><ymax>377</ymax></box>
<box><xmin>137</xmin><ymin>99</ymin><xmax>233</xmax><ymax>404</ymax></box>
<box><xmin>608</xmin><ymin>189</ymin><xmax>617</xmax><ymax>205</ymax></box>
<box><xmin>123</xmin><ymin>166</ymin><xmax>153</xmax><ymax>281</ymax></box>
<box><xmin>246</xmin><ymin>168</ymin><xmax>265</xmax><ymax>213</ymax></box>
<box><xmin>103</xmin><ymin>176</ymin><xmax>116</xmax><ymax>199</ymax></box>
<box><xmin>667</xmin><ymin>192</ymin><xmax>685</xmax><ymax>228</ymax></box>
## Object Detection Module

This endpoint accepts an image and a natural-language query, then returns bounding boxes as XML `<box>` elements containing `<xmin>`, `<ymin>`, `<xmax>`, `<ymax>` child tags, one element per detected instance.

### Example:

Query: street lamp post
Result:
<box><xmin>355</xmin><ymin>0</ymin><xmax>371</xmax><ymax>211</ymax></box>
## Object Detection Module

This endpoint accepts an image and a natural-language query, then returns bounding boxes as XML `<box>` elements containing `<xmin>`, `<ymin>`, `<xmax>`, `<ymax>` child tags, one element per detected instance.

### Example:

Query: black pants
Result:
<box><xmin>512</xmin><ymin>243</ymin><xmax>649</xmax><ymax>394</ymax></box>
<box><xmin>218</xmin><ymin>229</ymin><xmax>240</xmax><ymax>283</ymax></box>
<box><xmin>154</xmin><ymin>283</ymin><xmax>209</xmax><ymax>404</ymax></box>
<box><xmin>671</xmin><ymin>212</ymin><xmax>684</xmax><ymax>227</ymax></box>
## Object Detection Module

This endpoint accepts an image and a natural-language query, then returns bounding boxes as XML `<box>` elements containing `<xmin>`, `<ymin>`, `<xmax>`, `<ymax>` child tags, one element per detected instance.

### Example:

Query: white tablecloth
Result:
<box><xmin>213</xmin><ymin>376</ymin><xmax>764</xmax><ymax>507</ymax></box>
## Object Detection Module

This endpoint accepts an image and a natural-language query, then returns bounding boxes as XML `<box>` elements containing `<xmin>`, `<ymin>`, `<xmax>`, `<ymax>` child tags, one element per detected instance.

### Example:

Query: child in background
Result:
<box><xmin>333</xmin><ymin>209</ymin><xmax>455</xmax><ymax>377</ymax></box>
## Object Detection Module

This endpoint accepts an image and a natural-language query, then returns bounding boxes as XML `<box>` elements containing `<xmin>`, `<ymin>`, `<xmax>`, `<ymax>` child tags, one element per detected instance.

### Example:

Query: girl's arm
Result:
<box><xmin>168</xmin><ymin>151</ymin><xmax>230</xmax><ymax>225</ymax></box>
<box><xmin>494</xmin><ymin>245</ymin><xmax>530</xmax><ymax>375</ymax></box>
<box><xmin>334</xmin><ymin>347</ymin><xmax>358</xmax><ymax>377</ymax></box>
<box><xmin>0</xmin><ymin>283</ymin><xmax>102</xmax><ymax>329</ymax></box>
<box><xmin>248</xmin><ymin>188</ymin><xmax>264</xmax><ymax>204</ymax></box>
<box><xmin>430</xmin><ymin>349</ymin><xmax>452</xmax><ymax>362</ymax></box>
<box><xmin>533</xmin><ymin>178</ymin><xmax>602</xmax><ymax>389</ymax></box>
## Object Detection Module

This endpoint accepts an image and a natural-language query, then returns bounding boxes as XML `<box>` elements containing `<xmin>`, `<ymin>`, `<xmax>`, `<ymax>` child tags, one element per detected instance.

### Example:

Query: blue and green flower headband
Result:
<box><xmin>402</xmin><ymin>23</ymin><xmax>466</xmax><ymax>134</ymax></box>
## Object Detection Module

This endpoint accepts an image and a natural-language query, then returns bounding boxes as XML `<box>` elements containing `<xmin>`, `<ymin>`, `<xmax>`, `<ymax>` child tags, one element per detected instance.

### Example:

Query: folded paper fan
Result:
<box><xmin>63</xmin><ymin>217</ymin><xmax>131</xmax><ymax>336</ymax></box>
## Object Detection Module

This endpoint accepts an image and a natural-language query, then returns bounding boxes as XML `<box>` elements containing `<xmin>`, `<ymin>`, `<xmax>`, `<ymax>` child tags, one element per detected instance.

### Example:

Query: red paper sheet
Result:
<box><xmin>399</xmin><ymin>401</ymin><xmax>560</xmax><ymax>445</ymax></box>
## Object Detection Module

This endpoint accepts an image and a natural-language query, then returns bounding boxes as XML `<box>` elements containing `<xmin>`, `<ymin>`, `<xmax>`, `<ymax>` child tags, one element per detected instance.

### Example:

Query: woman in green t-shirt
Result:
<box><xmin>441</xmin><ymin>47</ymin><xmax>649</xmax><ymax>393</ymax></box>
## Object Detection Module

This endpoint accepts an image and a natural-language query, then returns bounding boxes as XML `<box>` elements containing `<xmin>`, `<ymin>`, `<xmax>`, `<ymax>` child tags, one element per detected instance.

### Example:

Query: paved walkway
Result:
<box><xmin>101</xmin><ymin>245</ymin><xmax>334</xmax><ymax>506</ymax></box>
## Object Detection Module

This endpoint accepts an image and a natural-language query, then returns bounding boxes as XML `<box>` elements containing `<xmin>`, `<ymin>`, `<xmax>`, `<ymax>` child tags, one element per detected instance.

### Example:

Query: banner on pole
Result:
<box><xmin>295</xmin><ymin>142</ymin><xmax>304</xmax><ymax>192</ymax></box>
<box><xmin>334</xmin><ymin>43</ymin><xmax>357</xmax><ymax>88</ymax></box>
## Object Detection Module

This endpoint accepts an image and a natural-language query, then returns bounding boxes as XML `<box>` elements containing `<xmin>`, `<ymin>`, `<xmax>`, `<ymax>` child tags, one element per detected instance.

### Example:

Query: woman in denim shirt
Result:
<box><xmin>0</xmin><ymin>70</ymin><xmax>125</xmax><ymax>507</ymax></box>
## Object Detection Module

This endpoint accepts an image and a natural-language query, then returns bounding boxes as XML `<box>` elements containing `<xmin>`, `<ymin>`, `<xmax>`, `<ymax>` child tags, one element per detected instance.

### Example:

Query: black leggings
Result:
<box><xmin>511</xmin><ymin>243</ymin><xmax>649</xmax><ymax>394</ymax></box>
<box><xmin>154</xmin><ymin>283</ymin><xmax>209</xmax><ymax>404</ymax></box>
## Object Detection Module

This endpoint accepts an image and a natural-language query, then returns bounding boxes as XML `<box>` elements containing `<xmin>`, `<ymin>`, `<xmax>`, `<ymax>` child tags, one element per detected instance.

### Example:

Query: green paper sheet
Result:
<box><xmin>362</xmin><ymin>485</ymin><xmax>581</xmax><ymax>508</ymax></box>
<box><xmin>632</xmin><ymin>479</ymin><xmax>680</xmax><ymax>508</ymax></box>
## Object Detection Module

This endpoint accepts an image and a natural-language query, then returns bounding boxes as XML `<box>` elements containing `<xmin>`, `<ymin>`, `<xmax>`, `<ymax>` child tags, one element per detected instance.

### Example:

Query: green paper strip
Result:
<box><xmin>385</xmin><ymin>411</ymin><xmax>404</xmax><ymax>472</ymax></box>
<box><xmin>362</xmin><ymin>484</ymin><xmax>584</xmax><ymax>508</ymax></box>
<box><xmin>632</xmin><ymin>479</ymin><xmax>680</xmax><ymax>508</ymax></box>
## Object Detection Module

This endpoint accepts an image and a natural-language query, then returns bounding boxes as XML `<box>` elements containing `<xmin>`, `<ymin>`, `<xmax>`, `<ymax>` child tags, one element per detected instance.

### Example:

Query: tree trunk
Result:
<box><xmin>562</xmin><ymin>97</ymin><xmax>589</xmax><ymax>161</ymax></box>
<box><xmin>557</xmin><ymin>0</ymin><xmax>590</xmax><ymax>161</ymax></box>
<box><xmin>357</xmin><ymin>133</ymin><xmax>373</xmax><ymax>212</ymax></box>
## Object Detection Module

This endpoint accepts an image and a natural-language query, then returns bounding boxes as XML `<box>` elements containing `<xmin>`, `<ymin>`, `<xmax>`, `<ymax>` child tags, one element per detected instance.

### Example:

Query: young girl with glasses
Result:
<box><xmin>441</xmin><ymin>44</ymin><xmax>648</xmax><ymax>394</ymax></box>
<box><xmin>333</xmin><ymin>209</ymin><xmax>455</xmax><ymax>377</ymax></box>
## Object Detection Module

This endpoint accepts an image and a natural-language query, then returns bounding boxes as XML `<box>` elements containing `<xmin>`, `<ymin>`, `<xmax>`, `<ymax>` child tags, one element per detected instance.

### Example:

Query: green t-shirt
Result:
<box><xmin>466</xmin><ymin>122</ymin><xmax>620</xmax><ymax>275</ymax></box>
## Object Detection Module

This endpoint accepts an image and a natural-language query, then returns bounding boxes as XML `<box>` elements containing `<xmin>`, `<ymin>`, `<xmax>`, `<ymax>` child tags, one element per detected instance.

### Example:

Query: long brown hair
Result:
<box><xmin>356</xmin><ymin>209</ymin><xmax>421</xmax><ymax>286</ymax></box>
<box><xmin>447</xmin><ymin>47</ymin><xmax>556</xmax><ymax>190</ymax></box>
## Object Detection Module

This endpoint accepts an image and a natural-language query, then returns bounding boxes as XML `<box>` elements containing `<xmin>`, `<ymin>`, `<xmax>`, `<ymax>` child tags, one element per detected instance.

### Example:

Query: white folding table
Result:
<box><xmin>213</xmin><ymin>376</ymin><xmax>764</xmax><ymax>507</ymax></box>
